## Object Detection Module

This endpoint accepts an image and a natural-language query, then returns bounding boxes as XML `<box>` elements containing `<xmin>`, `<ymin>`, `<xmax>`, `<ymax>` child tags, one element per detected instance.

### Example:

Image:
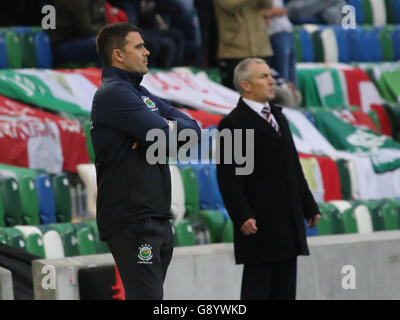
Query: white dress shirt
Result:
<box><xmin>243</xmin><ymin>98</ymin><xmax>280</xmax><ymax>130</ymax></box>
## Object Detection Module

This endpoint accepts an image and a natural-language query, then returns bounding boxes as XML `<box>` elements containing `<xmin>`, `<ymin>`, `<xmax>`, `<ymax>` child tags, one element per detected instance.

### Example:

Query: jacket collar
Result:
<box><xmin>101</xmin><ymin>65</ymin><xmax>144</xmax><ymax>87</ymax></box>
<box><xmin>237</xmin><ymin>97</ymin><xmax>287</xmax><ymax>141</ymax></box>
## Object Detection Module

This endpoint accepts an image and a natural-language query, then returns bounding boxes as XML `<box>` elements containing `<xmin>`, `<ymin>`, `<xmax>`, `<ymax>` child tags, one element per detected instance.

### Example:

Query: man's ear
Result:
<box><xmin>112</xmin><ymin>49</ymin><xmax>124</xmax><ymax>64</ymax></box>
<box><xmin>240</xmin><ymin>80</ymin><xmax>250</xmax><ymax>94</ymax></box>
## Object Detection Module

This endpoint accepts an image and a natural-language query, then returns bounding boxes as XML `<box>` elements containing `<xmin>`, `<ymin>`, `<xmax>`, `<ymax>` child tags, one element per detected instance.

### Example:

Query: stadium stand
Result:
<box><xmin>0</xmin><ymin>0</ymin><xmax>400</xmax><ymax>300</ymax></box>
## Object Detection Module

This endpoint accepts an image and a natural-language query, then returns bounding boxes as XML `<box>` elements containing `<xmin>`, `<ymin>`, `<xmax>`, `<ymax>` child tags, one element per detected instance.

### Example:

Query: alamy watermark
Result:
<box><xmin>41</xmin><ymin>5</ymin><xmax>56</xmax><ymax>30</ymax></box>
<box><xmin>341</xmin><ymin>5</ymin><xmax>356</xmax><ymax>29</ymax></box>
<box><xmin>341</xmin><ymin>265</ymin><xmax>356</xmax><ymax>290</ymax></box>
<box><xmin>145</xmin><ymin>124</ymin><xmax>255</xmax><ymax>176</ymax></box>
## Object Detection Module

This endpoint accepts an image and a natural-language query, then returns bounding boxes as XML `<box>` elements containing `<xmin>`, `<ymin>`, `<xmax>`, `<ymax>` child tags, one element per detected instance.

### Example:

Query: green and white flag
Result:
<box><xmin>311</xmin><ymin>109</ymin><xmax>400</xmax><ymax>173</ymax></box>
<box><xmin>0</xmin><ymin>69</ymin><xmax>96</xmax><ymax>115</ymax></box>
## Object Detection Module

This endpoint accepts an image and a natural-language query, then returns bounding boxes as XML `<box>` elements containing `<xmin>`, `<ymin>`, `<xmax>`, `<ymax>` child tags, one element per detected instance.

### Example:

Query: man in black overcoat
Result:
<box><xmin>216</xmin><ymin>58</ymin><xmax>321</xmax><ymax>300</ymax></box>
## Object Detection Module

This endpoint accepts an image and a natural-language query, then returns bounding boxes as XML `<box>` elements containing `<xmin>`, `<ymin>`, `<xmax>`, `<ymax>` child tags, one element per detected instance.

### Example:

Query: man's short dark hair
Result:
<box><xmin>96</xmin><ymin>22</ymin><xmax>141</xmax><ymax>66</ymax></box>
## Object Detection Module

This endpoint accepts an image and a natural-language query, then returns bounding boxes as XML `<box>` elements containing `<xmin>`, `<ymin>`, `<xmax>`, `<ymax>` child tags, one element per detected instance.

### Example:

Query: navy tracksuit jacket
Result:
<box><xmin>90</xmin><ymin>66</ymin><xmax>201</xmax><ymax>241</ymax></box>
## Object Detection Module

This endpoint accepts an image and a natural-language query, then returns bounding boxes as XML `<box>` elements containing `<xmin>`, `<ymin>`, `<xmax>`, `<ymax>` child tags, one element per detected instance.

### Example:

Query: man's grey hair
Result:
<box><xmin>233</xmin><ymin>58</ymin><xmax>267</xmax><ymax>93</ymax></box>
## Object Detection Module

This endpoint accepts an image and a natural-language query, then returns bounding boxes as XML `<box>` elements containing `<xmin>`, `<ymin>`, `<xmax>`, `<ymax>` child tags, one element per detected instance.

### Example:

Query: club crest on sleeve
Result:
<box><xmin>141</xmin><ymin>96</ymin><xmax>156</xmax><ymax>109</ymax></box>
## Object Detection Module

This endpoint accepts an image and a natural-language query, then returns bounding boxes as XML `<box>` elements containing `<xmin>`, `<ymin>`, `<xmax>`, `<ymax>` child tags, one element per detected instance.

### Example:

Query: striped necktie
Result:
<box><xmin>261</xmin><ymin>106</ymin><xmax>281</xmax><ymax>136</ymax></box>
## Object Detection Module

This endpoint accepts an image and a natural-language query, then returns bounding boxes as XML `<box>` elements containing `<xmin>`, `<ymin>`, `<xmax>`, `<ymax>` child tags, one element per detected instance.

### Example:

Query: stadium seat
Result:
<box><xmin>42</xmin><ymin>229</ymin><xmax>65</xmax><ymax>259</ymax></box>
<box><xmin>84</xmin><ymin>220</ymin><xmax>110</xmax><ymax>254</ymax></box>
<box><xmin>221</xmin><ymin>218</ymin><xmax>234</xmax><ymax>243</ymax></box>
<box><xmin>35</xmin><ymin>174</ymin><xmax>57</xmax><ymax>224</ymax></box>
<box><xmin>305</xmin><ymin>219</ymin><xmax>318</xmax><ymax>236</ymax></box>
<box><xmin>293</xmin><ymin>27</ymin><xmax>303</xmax><ymax>62</ymax></box>
<box><xmin>320</xmin><ymin>28</ymin><xmax>339</xmax><ymax>63</ymax></box>
<box><xmin>392</xmin><ymin>27</ymin><xmax>400</xmax><ymax>61</ymax></box>
<box><xmin>209</xmin><ymin>165</ymin><xmax>229</xmax><ymax>219</ymax></box>
<box><xmin>336</xmin><ymin>159</ymin><xmax>352</xmax><ymax>200</ymax></box>
<box><xmin>322</xmin><ymin>202</ymin><xmax>345</xmax><ymax>234</ymax></box>
<box><xmin>311</xmin><ymin>30</ymin><xmax>324</xmax><ymax>63</ymax></box>
<box><xmin>0</xmin><ymin>33</ymin><xmax>8</xmax><ymax>68</ymax></box>
<box><xmin>353</xmin><ymin>205</ymin><xmax>373</xmax><ymax>233</ymax></box>
<box><xmin>199</xmin><ymin>209</ymin><xmax>226</xmax><ymax>243</ymax></box>
<box><xmin>381</xmin><ymin>201</ymin><xmax>400</xmax><ymax>230</ymax></box>
<box><xmin>0</xmin><ymin>189</ymin><xmax>4</xmax><ymax>227</ymax></box>
<box><xmin>356</xmin><ymin>200</ymin><xmax>385</xmax><ymax>231</ymax></box>
<box><xmin>1</xmin><ymin>227</ymin><xmax>26</xmax><ymax>251</ymax></box>
<box><xmin>83</xmin><ymin>120</ymin><xmax>95</xmax><ymax>163</ymax></box>
<box><xmin>394</xmin><ymin>0</ymin><xmax>400</xmax><ymax>23</ymax></box>
<box><xmin>71</xmin><ymin>223</ymin><xmax>96</xmax><ymax>256</ymax></box>
<box><xmin>52</xmin><ymin>174</ymin><xmax>72</xmax><ymax>223</ymax></box>
<box><xmin>329</xmin><ymin>201</ymin><xmax>357</xmax><ymax>234</ymax></box>
<box><xmin>368</xmin><ymin>27</ymin><xmax>384</xmax><ymax>62</ymax></box>
<box><xmin>347</xmin><ymin>28</ymin><xmax>364</xmax><ymax>62</ymax></box>
<box><xmin>14</xmin><ymin>226</ymin><xmax>45</xmax><ymax>258</ymax></box>
<box><xmin>0</xmin><ymin>229</ymin><xmax>6</xmax><ymax>244</ymax></box>
<box><xmin>385</xmin><ymin>0</ymin><xmax>395</xmax><ymax>24</ymax></box>
<box><xmin>0</xmin><ymin>177</ymin><xmax>24</xmax><ymax>227</ymax></box>
<box><xmin>77</xmin><ymin>164</ymin><xmax>97</xmax><ymax>218</ymax></box>
<box><xmin>173</xmin><ymin>219</ymin><xmax>196</xmax><ymax>247</ymax></box>
<box><xmin>180</xmin><ymin>165</ymin><xmax>201</xmax><ymax>222</ymax></box>
<box><xmin>18</xmin><ymin>176</ymin><xmax>40</xmax><ymax>225</ymax></box>
<box><xmin>379</xmin><ymin>26</ymin><xmax>395</xmax><ymax>62</ymax></box>
<box><xmin>333</xmin><ymin>26</ymin><xmax>350</xmax><ymax>63</ymax></box>
<box><xmin>369</xmin><ymin>0</ymin><xmax>387</xmax><ymax>26</ymax></box>
<box><xmin>193</xmin><ymin>164</ymin><xmax>219</xmax><ymax>210</ymax></box>
<box><xmin>3</xmin><ymin>29</ymin><xmax>22</xmax><ymax>68</ymax></box>
<box><xmin>49</xmin><ymin>223</ymin><xmax>79</xmax><ymax>257</ymax></box>
<box><xmin>34</xmin><ymin>31</ymin><xmax>53</xmax><ymax>68</ymax></box>
<box><xmin>348</xmin><ymin>0</ymin><xmax>365</xmax><ymax>24</ymax></box>
<box><xmin>19</xmin><ymin>32</ymin><xmax>37</xmax><ymax>68</ymax></box>
<box><xmin>361</xmin><ymin>0</ymin><xmax>373</xmax><ymax>24</ymax></box>
<box><xmin>169</xmin><ymin>165</ymin><xmax>186</xmax><ymax>225</ymax></box>
<box><xmin>298</xmin><ymin>28</ymin><xmax>314</xmax><ymax>62</ymax></box>
<box><xmin>316</xmin><ymin>203</ymin><xmax>334</xmax><ymax>235</ymax></box>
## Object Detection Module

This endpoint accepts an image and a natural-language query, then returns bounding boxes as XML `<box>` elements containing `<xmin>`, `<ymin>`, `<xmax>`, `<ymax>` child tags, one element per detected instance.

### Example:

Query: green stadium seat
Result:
<box><xmin>3</xmin><ymin>30</ymin><xmax>22</xmax><ymax>68</ymax></box>
<box><xmin>52</xmin><ymin>174</ymin><xmax>72</xmax><ymax>223</ymax></box>
<box><xmin>199</xmin><ymin>210</ymin><xmax>226</xmax><ymax>243</ymax></box>
<box><xmin>0</xmin><ymin>189</ymin><xmax>4</xmax><ymax>227</ymax></box>
<box><xmin>335</xmin><ymin>160</ymin><xmax>352</xmax><ymax>200</ymax></box>
<box><xmin>173</xmin><ymin>219</ymin><xmax>196</xmax><ymax>247</ymax></box>
<box><xmin>311</xmin><ymin>30</ymin><xmax>324</xmax><ymax>63</ymax></box>
<box><xmin>381</xmin><ymin>201</ymin><xmax>400</xmax><ymax>230</ymax></box>
<box><xmin>0</xmin><ymin>229</ymin><xmax>7</xmax><ymax>244</ymax></box>
<box><xmin>19</xmin><ymin>32</ymin><xmax>37</xmax><ymax>68</ymax></box>
<box><xmin>292</xmin><ymin>27</ymin><xmax>303</xmax><ymax>62</ymax></box>
<box><xmin>330</xmin><ymin>200</ymin><xmax>358</xmax><ymax>234</ymax></box>
<box><xmin>1</xmin><ymin>227</ymin><xmax>26</xmax><ymax>251</ymax></box>
<box><xmin>362</xmin><ymin>0</ymin><xmax>374</xmax><ymax>24</ymax></box>
<box><xmin>71</xmin><ymin>223</ymin><xmax>96</xmax><ymax>255</ymax></box>
<box><xmin>19</xmin><ymin>176</ymin><xmax>40</xmax><ymax>225</ymax></box>
<box><xmin>385</xmin><ymin>0</ymin><xmax>395</xmax><ymax>24</ymax></box>
<box><xmin>84</xmin><ymin>220</ymin><xmax>110</xmax><ymax>254</ymax></box>
<box><xmin>14</xmin><ymin>226</ymin><xmax>45</xmax><ymax>258</ymax></box>
<box><xmin>358</xmin><ymin>200</ymin><xmax>385</xmax><ymax>231</ymax></box>
<box><xmin>379</xmin><ymin>26</ymin><xmax>395</xmax><ymax>62</ymax></box>
<box><xmin>0</xmin><ymin>177</ymin><xmax>24</xmax><ymax>227</ymax></box>
<box><xmin>49</xmin><ymin>223</ymin><xmax>79</xmax><ymax>257</ymax></box>
<box><xmin>321</xmin><ymin>202</ymin><xmax>345</xmax><ymax>234</ymax></box>
<box><xmin>221</xmin><ymin>218</ymin><xmax>234</xmax><ymax>243</ymax></box>
<box><xmin>180</xmin><ymin>165</ymin><xmax>201</xmax><ymax>222</ymax></box>
<box><xmin>316</xmin><ymin>203</ymin><xmax>334</xmax><ymax>235</ymax></box>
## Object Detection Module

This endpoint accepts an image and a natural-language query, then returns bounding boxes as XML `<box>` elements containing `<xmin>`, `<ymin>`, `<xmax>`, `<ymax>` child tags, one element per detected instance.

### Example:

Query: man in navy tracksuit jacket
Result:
<box><xmin>91</xmin><ymin>23</ymin><xmax>201</xmax><ymax>299</ymax></box>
